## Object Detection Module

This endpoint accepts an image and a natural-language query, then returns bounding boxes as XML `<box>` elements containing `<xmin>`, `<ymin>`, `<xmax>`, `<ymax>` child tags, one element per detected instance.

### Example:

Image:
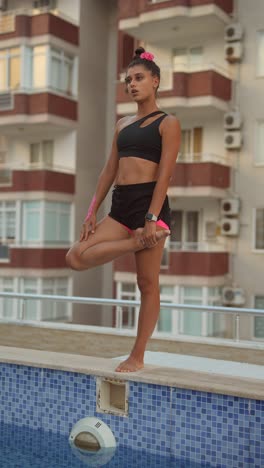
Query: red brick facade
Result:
<box><xmin>0</xmin><ymin>13</ymin><xmax>79</xmax><ymax>45</ymax></box>
<box><xmin>0</xmin><ymin>170</ymin><xmax>75</xmax><ymax>194</ymax></box>
<box><xmin>117</xmin><ymin>70</ymin><xmax>231</xmax><ymax>103</ymax></box>
<box><xmin>114</xmin><ymin>251</ymin><xmax>229</xmax><ymax>276</ymax></box>
<box><xmin>169</xmin><ymin>163</ymin><xmax>230</xmax><ymax>189</ymax></box>
<box><xmin>0</xmin><ymin>248</ymin><xmax>69</xmax><ymax>268</ymax></box>
<box><xmin>0</xmin><ymin>93</ymin><xmax>77</xmax><ymax>121</ymax></box>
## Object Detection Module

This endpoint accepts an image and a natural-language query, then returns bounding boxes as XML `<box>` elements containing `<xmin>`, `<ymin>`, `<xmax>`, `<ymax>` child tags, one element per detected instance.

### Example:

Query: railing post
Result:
<box><xmin>235</xmin><ymin>313</ymin><xmax>240</xmax><ymax>341</ymax></box>
<box><xmin>21</xmin><ymin>299</ymin><xmax>26</xmax><ymax>320</ymax></box>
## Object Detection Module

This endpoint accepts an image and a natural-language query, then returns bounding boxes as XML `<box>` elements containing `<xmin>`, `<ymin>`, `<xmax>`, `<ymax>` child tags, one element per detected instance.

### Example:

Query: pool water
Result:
<box><xmin>0</xmin><ymin>422</ymin><xmax>210</xmax><ymax>468</ymax></box>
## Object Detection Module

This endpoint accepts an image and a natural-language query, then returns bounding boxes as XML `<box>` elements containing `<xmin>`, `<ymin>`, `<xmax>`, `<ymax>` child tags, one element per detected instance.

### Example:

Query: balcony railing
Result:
<box><xmin>0</xmin><ymin>292</ymin><xmax>264</xmax><ymax>344</ymax></box>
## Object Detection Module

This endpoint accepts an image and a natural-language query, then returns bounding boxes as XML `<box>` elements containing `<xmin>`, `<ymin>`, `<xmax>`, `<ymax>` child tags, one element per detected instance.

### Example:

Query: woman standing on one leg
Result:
<box><xmin>66</xmin><ymin>47</ymin><xmax>181</xmax><ymax>373</ymax></box>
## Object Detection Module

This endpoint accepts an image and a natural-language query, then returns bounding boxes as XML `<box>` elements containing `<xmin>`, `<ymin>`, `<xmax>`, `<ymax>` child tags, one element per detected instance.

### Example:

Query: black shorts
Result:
<box><xmin>108</xmin><ymin>181</ymin><xmax>171</xmax><ymax>232</ymax></box>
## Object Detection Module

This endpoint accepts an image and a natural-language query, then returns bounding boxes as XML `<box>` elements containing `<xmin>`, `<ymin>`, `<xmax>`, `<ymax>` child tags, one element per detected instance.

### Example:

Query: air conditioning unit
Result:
<box><xmin>225</xmin><ymin>23</ymin><xmax>243</xmax><ymax>42</ymax></box>
<box><xmin>225</xmin><ymin>43</ymin><xmax>243</xmax><ymax>63</ymax></box>
<box><xmin>220</xmin><ymin>218</ymin><xmax>239</xmax><ymax>236</ymax></box>
<box><xmin>222</xmin><ymin>287</ymin><xmax>245</xmax><ymax>306</ymax></box>
<box><xmin>224</xmin><ymin>131</ymin><xmax>242</xmax><ymax>149</ymax></box>
<box><xmin>224</xmin><ymin>111</ymin><xmax>242</xmax><ymax>130</ymax></box>
<box><xmin>0</xmin><ymin>93</ymin><xmax>14</xmax><ymax>111</ymax></box>
<box><xmin>221</xmin><ymin>198</ymin><xmax>240</xmax><ymax>216</ymax></box>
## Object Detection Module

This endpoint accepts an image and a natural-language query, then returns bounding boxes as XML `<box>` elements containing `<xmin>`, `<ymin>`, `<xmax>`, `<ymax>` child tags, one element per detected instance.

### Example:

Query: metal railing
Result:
<box><xmin>0</xmin><ymin>292</ymin><xmax>264</xmax><ymax>345</ymax></box>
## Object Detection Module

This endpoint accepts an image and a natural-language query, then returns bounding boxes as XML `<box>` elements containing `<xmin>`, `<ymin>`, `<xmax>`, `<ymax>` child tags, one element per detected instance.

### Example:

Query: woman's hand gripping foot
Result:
<box><xmin>134</xmin><ymin>227</ymin><xmax>170</xmax><ymax>250</ymax></box>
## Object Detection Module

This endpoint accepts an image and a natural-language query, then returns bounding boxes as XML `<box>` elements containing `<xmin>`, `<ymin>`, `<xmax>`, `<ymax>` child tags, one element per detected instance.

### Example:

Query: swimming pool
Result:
<box><xmin>0</xmin><ymin>348</ymin><xmax>263</xmax><ymax>467</ymax></box>
<box><xmin>0</xmin><ymin>422</ymin><xmax>207</xmax><ymax>467</ymax></box>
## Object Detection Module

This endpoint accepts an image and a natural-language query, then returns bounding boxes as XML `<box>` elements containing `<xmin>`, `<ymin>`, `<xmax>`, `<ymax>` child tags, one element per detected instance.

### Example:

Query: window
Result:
<box><xmin>173</xmin><ymin>47</ymin><xmax>203</xmax><ymax>70</ymax></box>
<box><xmin>170</xmin><ymin>210</ymin><xmax>199</xmax><ymax>250</ymax></box>
<box><xmin>31</xmin><ymin>45</ymin><xmax>76</xmax><ymax>96</ymax></box>
<box><xmin>30</xmin><ymin>140</ymin><xmax>53</xmax><ymax>167</ymax></box>
<box><xmin>157</xmin><ymin>285</ymin><xmax>174</xmax><ymax>333</ymax></box>
<box><xmin>0</xmin><ymin>47</ymin><xmax>20</xmax><ymax>91</ymax></box>
<box><xmin>257</xmin><ymin>31</ymin><xmax>264</xmax><ymax>76</ymax></box>
<box><xmin>254</xmin><ymin>296</ymin><xmax>264</xmax><ymax>339</ymax></box>
<box><xmin>180</xmin><ymin>287</ymin><xmax>203</xmax><ymax>336</ymax></box>
<box><xmin>255</xmin><ymin>121</ymin><xmax>264</xmax><ymax>165</ymax></box>
<box><xmin>116</xmin><ymin>282</ymin><xmax>138</xmax><ymax>329</ymax></box>
<box><xmin>0</xmin><ymin>201</ymin><xmax>16</xmax><ymax>243</ymax></box>
<box><xmin>41</xmin><ymin>277</ymin><xmax>70</xmax><ymax>320</ymax></box>
<box><xmin>32</xmin><ymin>45</ymin><xmax>48</xmax><ymax>88</ymax></box>
<box><xmin>22</xmin><ymin>201</ymin><xmax>41</xmax><ymax>243</ymax></box>
<box><xmin>44</xmin><ymin>202</ymin><xmax>71</xmax><ymax>244</ymax></box>
<box><xmin>22</xmin><ymin>201</ymin><xmax>71</xmax><ymax>244</ymax></box>
<box><xmin>21</xmin><ymin>278</ymin><xmax>39</xmax><ymax>320</ymax></box>
<box><xmin>178</xmin><ymin>127</ymin><xmax>203</xmax><ymax>161</ymax></box>
<box><xmin>21</xmin><ymin>276</ymin><xmax>70</xmax><ymax>321</ymax></box>
<box><xmin>0</xmin><ymin>277</ymin><xmax>17</xmax><ymax>319</ymax></box>
<box><xmin>207</xmin><ymin>287</ymin><xmax>225</xmax><ymax>337</ymax></box>
<box><xmin>254</xmin><ymin>208</ymin><xmax>264</xmax><ymax>250</ymax></box>
<box><xmin>50</xmin><ymin>48</ymin><xmax>74</xmax><ymax>95</ymax></box>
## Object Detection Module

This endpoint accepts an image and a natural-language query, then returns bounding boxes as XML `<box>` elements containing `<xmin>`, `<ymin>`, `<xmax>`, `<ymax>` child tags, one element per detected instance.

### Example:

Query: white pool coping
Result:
<box><xmin>0</xmin><ymin>346</ymin><xmax>263</xmax><ymax>401</ymax></box>
<box><xmin>112</xmin><ymin>351</ymin><xmax>264</xmax><ymax>380</ymax></box>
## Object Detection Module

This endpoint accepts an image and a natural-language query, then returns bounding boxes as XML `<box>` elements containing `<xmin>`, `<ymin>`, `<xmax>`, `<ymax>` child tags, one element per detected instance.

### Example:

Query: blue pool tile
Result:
<box><xmin>170</xmin><ymin>387</ymin><xmax>251</xmax><ymax>467</ymax></box>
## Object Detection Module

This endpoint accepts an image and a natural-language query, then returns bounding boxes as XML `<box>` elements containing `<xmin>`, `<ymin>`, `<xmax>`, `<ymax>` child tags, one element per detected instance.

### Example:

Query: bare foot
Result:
<box><xmin>115</xmin><ymin>356</ymin><xmax>144</xmax><ymax>373</ymax></box>
<box><xmin>134</xmin><ymin>228</ymin><xmax>170</xmax><ymax>250</ymax></box>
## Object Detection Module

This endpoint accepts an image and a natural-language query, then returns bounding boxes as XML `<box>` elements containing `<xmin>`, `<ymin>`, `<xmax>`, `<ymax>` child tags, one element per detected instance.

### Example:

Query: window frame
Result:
<box><xmin>0</xmin><ymin>46</ymin><xmax>21</xmax><ymax>91</ymax></box>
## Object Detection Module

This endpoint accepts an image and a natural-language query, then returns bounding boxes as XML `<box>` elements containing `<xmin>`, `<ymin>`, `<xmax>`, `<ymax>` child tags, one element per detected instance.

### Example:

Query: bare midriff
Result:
<box><xmin>115</xmin><ymin>157</ymin><xmax>159</xmax><ymax>185</ymax></box>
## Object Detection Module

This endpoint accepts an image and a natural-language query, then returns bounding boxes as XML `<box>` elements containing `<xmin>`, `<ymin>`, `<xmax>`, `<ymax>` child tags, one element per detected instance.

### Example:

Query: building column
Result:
<box><xmin>73</xmin><ymin>0</ymin><xmax>118</xmax><ymax>325</ymax></box>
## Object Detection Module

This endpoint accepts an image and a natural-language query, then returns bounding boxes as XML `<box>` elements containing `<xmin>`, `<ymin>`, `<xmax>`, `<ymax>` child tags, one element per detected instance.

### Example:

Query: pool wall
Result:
<box><xmin>0</xmin><ymin>362</ymin><xmax>263</xmax><ymax>467</ymax></box>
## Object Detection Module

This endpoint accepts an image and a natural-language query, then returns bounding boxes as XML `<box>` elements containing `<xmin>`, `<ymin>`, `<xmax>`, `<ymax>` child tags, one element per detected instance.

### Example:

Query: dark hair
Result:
<box><xmin>126</xmin><ymin>46</ymin><xmax>160</xmax><ymax>84</ymax></box>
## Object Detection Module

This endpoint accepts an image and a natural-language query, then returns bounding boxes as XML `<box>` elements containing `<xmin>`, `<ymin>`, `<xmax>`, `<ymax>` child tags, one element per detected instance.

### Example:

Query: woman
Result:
<box><xmin>66</xmin><ymin>47</ymin><xmax>181</xmax><ymax>373</ymax></box>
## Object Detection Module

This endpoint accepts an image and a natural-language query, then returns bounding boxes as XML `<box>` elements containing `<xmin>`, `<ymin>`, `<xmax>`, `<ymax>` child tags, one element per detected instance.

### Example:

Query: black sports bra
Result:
<box><xmin>117</xmin><ymin>110</ymin><xmax>167</xmax><ymax>164</ymax></box>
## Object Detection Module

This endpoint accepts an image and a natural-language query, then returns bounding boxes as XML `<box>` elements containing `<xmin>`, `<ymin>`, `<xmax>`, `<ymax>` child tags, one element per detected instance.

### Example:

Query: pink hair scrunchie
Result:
<box><xmin>140</xmin><ymin>52</ymin><xmax>154</xmax><ymax>61</ymax></box>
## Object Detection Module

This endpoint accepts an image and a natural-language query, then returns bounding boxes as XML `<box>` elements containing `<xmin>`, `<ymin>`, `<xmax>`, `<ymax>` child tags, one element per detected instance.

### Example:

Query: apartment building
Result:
<box><xmin>1</xmin><ymin>0</ymin><xmax>263</xmax><ymax>339</ymax></box>
<box><xmin>112</xmin><ymin>0</ymin><xmax>264</xmax><ymax>340</ymax></box>
<box><xmin>0</xmin><ymin>0</ymin><xmax>80</xmax><ymax>320</ymax></box>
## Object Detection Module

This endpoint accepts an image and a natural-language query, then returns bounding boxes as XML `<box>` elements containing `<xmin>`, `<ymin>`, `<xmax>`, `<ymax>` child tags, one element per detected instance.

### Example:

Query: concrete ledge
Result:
<box><xmin>0</xmin><ymin>346</ymin><xmax>263</xmax><ymax>401</ymax></box>
<box><xmin>0</xmin><ymin>324</ymin><xmax>263</xmax><ymax>364</ymax></box>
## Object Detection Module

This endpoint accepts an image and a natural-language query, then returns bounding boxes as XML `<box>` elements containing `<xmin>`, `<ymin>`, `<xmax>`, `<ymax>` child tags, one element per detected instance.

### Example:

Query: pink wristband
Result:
<box><xmin>84</xmin><ymin>196</ymin><xmax>96</xmax><ymax>222</ymax></box>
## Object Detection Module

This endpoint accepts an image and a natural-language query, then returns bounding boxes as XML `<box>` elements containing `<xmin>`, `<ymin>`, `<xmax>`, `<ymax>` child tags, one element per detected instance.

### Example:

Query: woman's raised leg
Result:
<box><xmin>66</xmin><ymin>216</ymin><xmax>168</xmax><ymax>271</ymax></box>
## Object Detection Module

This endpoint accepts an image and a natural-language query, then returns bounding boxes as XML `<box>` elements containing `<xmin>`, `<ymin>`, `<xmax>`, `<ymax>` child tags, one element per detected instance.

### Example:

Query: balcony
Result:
<box><xmin>116</xmin><ymin>66</ymin><xmax>231</xmax><ymax>117</ymax></box>
<box><xmin>118</xmin><ymin>0</ymin><xmax>232</xmax><ymax>44</ymax></box>
<box><xmin>0</xmin><ymin>8</ymin><xmax>79</xmax><ymax>45</ymax></box>
<box><xmin>0</xmin><ymin>167</ymin><xmax>75</xmax><ymax>194</ymax></box>
<box><xmin>0</xmin><ymin>92</ymin><xmax>78</xmax><ymax>133</ymax></box>
<box><xmin>114</xmin><ymin>248</ymin><xmax>229</xmax><ymax>276</ymax></box>
<box><xmin>0</xmin><ymin>247</ymin><xmax>68</xmax><ymax>268</ymax></box>
<box><xmin>168</xmin><ymin>159</ymin><xmax>230</xmax><ymax>198</ymax></box>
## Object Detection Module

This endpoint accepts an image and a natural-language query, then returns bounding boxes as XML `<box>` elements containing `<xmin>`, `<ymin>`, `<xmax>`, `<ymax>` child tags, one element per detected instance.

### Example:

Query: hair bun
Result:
<box><xmin>133</xmin><ymin>47</ymin><xmax>145</xmax><ymax>59</ymax></box>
